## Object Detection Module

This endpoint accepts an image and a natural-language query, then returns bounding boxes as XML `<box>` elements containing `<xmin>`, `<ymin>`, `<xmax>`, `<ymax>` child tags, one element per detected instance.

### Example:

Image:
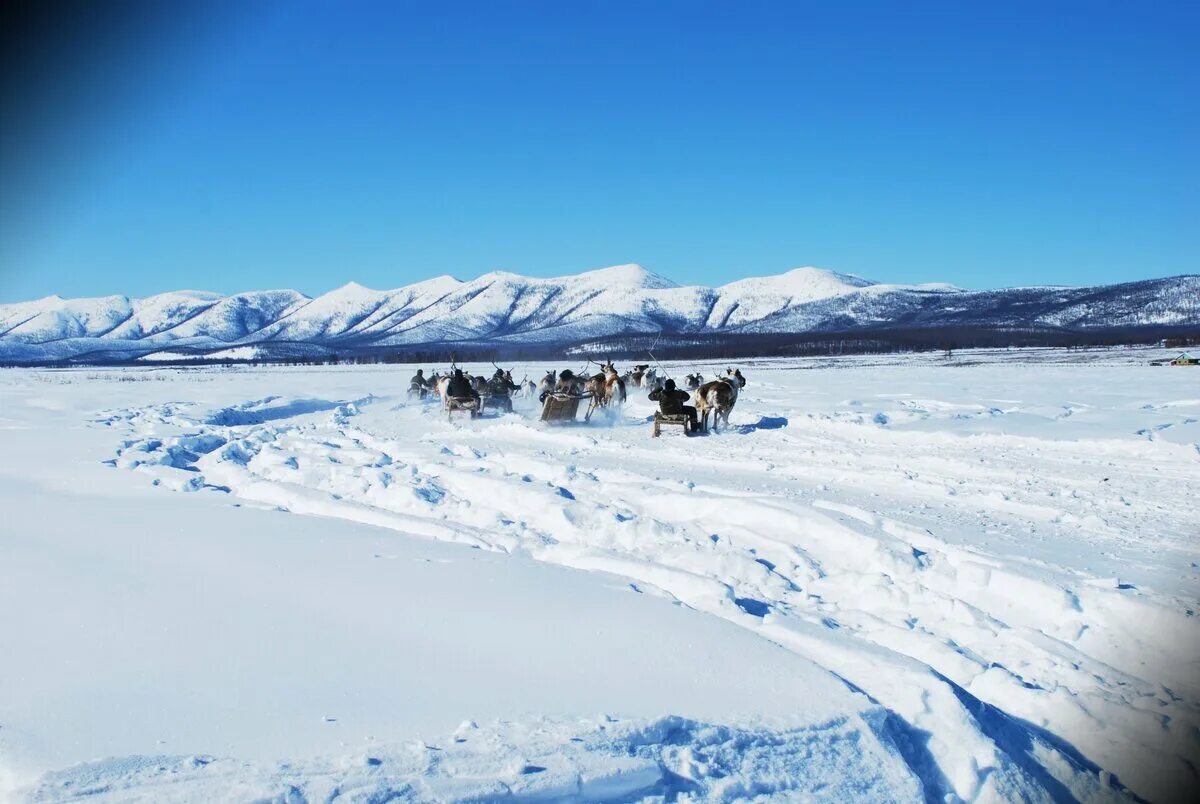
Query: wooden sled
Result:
<box><xmin>653</xmin><ymin>411</ymin><xmax>701</xmax><ymax>437</ymax></box>
<box><xmin>539</xmin><ymin>392</ymin><xmax>587</xmax><ymax>424</ymax></box>
<box><xmin>445</xmin><ymin>396</ymin><xmax>480</xmax><ymax>421</ymax></box>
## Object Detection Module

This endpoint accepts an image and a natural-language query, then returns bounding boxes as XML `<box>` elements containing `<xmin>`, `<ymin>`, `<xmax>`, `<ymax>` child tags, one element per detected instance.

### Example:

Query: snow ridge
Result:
<box><xmin>1</xmin><ymin>267</ymin><xmax>1196</xmax><ymax>362</ymax></box>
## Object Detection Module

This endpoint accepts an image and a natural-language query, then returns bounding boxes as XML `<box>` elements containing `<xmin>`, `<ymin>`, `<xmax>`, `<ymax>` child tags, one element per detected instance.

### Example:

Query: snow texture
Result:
<box><xmin>2</xmin><ymin>347</ymin><xmax>1198</xmax><ymax>802</ymax></box>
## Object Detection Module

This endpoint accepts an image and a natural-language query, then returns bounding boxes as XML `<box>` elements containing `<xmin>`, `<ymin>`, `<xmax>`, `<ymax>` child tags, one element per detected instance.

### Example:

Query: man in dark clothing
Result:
<box><xmin>409</xmin><ymin>368</ymin><xmax>428</xmax><ymax>397</ymax></box>
<box><xmin>649</xmin><ymin>378</ymin><xmax>697</xmax><ymax>430</ymax></box>
<box><xmin>446</xmin><ymin>368</ymin><xmax>478</xmax><ymax>402</ymax></box>
<box><xmin>486</xmin><ymin>369</ymin><xmax>519</xmax><ymax>412</ymax></box>
<box><xmin>486</xmin><ymin>369</ymin><xmax>519</xmax><ymax>396</ymax></box>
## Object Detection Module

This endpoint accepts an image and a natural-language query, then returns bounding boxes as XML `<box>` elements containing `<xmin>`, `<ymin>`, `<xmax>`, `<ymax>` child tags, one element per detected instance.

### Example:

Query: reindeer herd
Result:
<box><xmin>415</xmin><ymin>361</ymin><xmax>748</xmax><ymax>433</ymax></box>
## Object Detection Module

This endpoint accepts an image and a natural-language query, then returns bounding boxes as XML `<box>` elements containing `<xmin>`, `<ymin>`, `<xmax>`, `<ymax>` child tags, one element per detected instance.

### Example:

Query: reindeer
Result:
<box><xmin>694</xmin><ymin>368</ymin><xmax>746</xmax><ymax>432</ymax></box>
<box><xmin>630</xmin><ymin>364</ymin><xmax>650</xmax><ymax>387</ymax></box>
<box><xmin>426</xmin><ymin>371</ymin><xmax>444</xmax><ymax>399</ymax></box>
<box><xmin>685</xmin><ymin>373</ymin><xmax>702</xmax><ymax>391</ymax></box>
<box><xmin>511</xmin><ymin>375</ymin><xmax>535</xmax><ymax>399</ymax></box>
<box><xmin>584</xmin><ymin>359</ymin><xmax>627</xmax><ymax>421</ymax></box>
<box><xmin>471</xmin><ymin>374</ymin><xmax>488</xmax><ymax>396</ymax></box>
<box><xmin>538</xmin><ymin>370</ymin><xmax>558</xmax><ymax>398</ymax></box>
<box><xmin>553</xmin><ymin>369</ymin><xmax>586</xmax><ymax>396</ymax></box>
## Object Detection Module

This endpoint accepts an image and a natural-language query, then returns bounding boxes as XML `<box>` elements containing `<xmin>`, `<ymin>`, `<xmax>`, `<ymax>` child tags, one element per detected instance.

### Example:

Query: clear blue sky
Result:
<box><xmin>1</xmin><ymin>0</ymin><xmax>1195</xmax><ymax>301</ymax></box>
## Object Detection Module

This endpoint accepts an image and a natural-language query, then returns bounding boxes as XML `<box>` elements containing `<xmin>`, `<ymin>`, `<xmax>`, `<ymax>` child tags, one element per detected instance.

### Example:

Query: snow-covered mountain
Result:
<box><xmin>1</xmin><ymin>265</ymin><xmax>1196</xmax><ymax>362</ymax></box>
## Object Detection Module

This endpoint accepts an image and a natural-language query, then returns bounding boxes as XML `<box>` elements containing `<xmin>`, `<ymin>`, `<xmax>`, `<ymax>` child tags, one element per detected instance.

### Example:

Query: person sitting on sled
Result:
<box><xmin>409</xmin><ymin>368</ymin><xmax>428</xmax><ymax>397</ymax></box>
<box><xmin>446</xmin><ymin>368</ymin><xmax>478</xmax><ymax>403</ymax></box>
<box><xmin>485</xmin><ymin>368</ymin><xmax>520</xmax><ymax>412</ymax></box>
<box><xmin>649</xmin><ymin>378</ymin><xmax>698</xmax><ymax>430</ymax></box>
<box><xmin>486</xmin><ymin>368</ymin><xmax>519</xmax><ymax>397</ymax></box>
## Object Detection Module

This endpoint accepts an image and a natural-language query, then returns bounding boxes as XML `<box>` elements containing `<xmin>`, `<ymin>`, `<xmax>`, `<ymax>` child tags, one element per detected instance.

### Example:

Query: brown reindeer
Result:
<box><xmin>694</xmin><ymin>368</ymin><xmax>746</xmax><ymax>431</ymax></box>
<box><xmin>584</xmin><ymin>359</ymin><xmax>627</xmax><ymax>421</ymax></box>
<box><xmin>553</xmin><ymin>369</ymin><xmax>586</xmax><ymax>396</ymax></box>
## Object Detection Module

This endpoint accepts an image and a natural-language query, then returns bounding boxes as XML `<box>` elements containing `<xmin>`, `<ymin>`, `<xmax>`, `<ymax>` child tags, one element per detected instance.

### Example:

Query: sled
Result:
<box><xmin>445</xmin><ymin>396</ymin><xmax>480</xmax><ymax>421</ymax></box>
<box><xmin>539</xmin><ymin>392</ymin><xmax>587</xmax><ymax>424</ymax></box>
<box><xmin>652</xmin><ymin>411</ymin><xmax>701</xmax><ymax>437</ymax></box>
<box><xmin>481</xmin><ymin>394</ymin><xmax>513</xmax><ymax>414</ymax></box>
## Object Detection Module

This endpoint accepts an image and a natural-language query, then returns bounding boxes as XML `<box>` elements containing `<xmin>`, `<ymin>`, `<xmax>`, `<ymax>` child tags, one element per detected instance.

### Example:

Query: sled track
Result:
<box><xmin>87</xmin><ymin>381</ymin><xmax>1200</xmax><ymax>803</ymax></box>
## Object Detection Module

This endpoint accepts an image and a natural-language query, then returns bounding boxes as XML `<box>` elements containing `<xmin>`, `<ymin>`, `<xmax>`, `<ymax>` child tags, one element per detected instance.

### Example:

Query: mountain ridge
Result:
<box><xmin>1</xmin><ymin>266</ymin><xmax>1196</xmax><ymax>363</ymax></box>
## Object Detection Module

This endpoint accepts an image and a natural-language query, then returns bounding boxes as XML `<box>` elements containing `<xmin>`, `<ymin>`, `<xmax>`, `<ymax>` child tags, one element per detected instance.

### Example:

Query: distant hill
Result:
<box><xmin>1</xmin><ymin>265</ymin><xmax>1197</xmax><ymax>363</ymax></box>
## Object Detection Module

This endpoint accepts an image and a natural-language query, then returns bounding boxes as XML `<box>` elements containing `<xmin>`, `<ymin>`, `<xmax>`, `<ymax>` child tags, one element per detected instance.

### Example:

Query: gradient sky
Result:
<box><xmin>1</xmin><ymin>0</ymin><xmax>1196</xmax><ymax>302</ymax></box>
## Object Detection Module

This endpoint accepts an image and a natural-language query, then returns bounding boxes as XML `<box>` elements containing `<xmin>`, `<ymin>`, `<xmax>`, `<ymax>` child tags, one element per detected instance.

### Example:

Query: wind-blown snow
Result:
<box><xmin>2</xmin><ymin>347</ymin><xmax>1196</xmax><ymax>802</ymax></box>
<box><xmin>2</xmin><ymin>267</ymin><xmax>1195</xmax><ymax>363</ymax></box>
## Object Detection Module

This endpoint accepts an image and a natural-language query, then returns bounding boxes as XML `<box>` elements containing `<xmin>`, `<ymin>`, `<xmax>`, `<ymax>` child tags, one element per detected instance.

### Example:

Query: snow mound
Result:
<box><xmin>569</xmin><ymin>262</ymin><xmax>680</xmax><ymax>289</ymax></box>
<box><xmin>720</xmin><ymin>266</ymin><xmax>874</xmax><ymax>299</ymax></box>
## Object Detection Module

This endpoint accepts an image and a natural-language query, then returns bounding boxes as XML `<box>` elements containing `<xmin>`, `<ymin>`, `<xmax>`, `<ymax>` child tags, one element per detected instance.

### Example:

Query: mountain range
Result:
<box><xmin>1</xmin><ymin>265</ymin><xmax>1196</xmax><ymax>363</ymax></box>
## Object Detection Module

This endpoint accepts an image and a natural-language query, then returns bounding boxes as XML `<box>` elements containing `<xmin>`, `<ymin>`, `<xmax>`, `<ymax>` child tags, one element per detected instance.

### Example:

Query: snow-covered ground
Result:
<box><xmin>1</xmin><ymin>348</ymin><xmax>1197</xmax><ymax>802</ymax></box>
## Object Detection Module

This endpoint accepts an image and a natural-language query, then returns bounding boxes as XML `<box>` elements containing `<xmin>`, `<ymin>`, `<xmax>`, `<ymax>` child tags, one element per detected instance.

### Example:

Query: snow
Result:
<box><xmin>138</xmin><ymin>346</ymin><xmax>265</xmax><ymax>362</ymax></box>
<box><xmin>1</xmin><ymin>348</ymin><xmax>1197</xmax><ymax>802</ymax></box>
<box><xmin>707</xmin><ymin>267</ymin><xmax>876</xmax><ymax>328</ymax></box>
<box><xmin>18</xmin><ymin>716</ymin><xmax>921</xmax><ymax>803</ymax></box>
<box><xmin>2</xmin><ymin>268</ymin><xmax>1195</xmax><ymax>362</ymax></box>
<box><xmin>567</xmin><ymin>263</ymin><xmax>681</xmax><ymax>290</ymax></box>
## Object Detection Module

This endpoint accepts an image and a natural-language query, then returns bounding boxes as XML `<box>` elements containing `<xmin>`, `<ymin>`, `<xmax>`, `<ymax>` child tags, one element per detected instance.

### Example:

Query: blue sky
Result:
<box><xmin>1</xmin><ymin>0</ymin><xmax>1196</xmax><ymax>301</ymax></box>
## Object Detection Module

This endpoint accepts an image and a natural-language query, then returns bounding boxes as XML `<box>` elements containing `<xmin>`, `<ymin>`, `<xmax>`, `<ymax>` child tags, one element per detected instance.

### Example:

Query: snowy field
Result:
<box><xmin>1</xmin><ymin>347</ymin><xmax>1197</xmax><ymax>802</ymax></box>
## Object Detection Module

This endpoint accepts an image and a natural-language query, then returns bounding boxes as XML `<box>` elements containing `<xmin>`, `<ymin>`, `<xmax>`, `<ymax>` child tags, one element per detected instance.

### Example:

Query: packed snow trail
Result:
<box><xmin>4</xmin><ymin>351</ymin><xmax>1198</xmax><ymax>801</ymax></box>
